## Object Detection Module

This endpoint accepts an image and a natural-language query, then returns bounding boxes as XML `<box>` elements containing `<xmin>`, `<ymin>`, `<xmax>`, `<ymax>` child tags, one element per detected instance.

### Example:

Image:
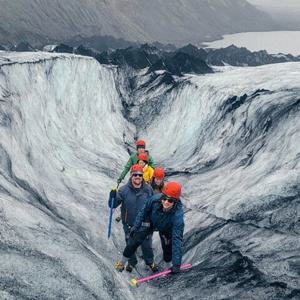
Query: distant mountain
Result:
<box><xmin>248</xmin><ymin>0</ymin><xmax>300</xmax><ymax>30</ymax></box>
<box><xmin>75</xmin><ymin>45</ymin><xmax>97</xmax><ymax>57</ymax></box>
<box><xmin>0</xmin><ymin>0</ymin><xmax>278</xmax><ymax>47</ymax></box>
<box><xmin>48</xmin><ymin>42</ymin><xmax>300</xmax><ymax>73</ymax></box>
<box><xmin>64</xmin><ymin>35</ymin><xmax>140</xmax><ymax>53</ymax></box>
<box><xmin>96</xmin><ymin>44</ymin><xmax>213</xmax><ymax>76</ymax></box>
<box><xmin>206</xmin><ymin>45</ymin><xmax>300</xmax><ymax>66</ymax></box>
<box><xmin>49</xmin><ymin>44</ymin><xmax>100</xmax><ymax>57</ymax></box>
<box><xmin>65</xmin><ymin>35</ymin><xmax>176</xmax><ymax>53</ymax></box>
<box><xmin>10</xmin><ymin>42</ymin><xmax>36</xmax><ymax>52</ymax></box>
<box><xmin>148</xmin><ymin>52</ymin><xmax>212</xmax><ymax>76</ymax></box>
<box><xmin>51</xmin><ymin>44</ymin><xmax>74</xmax><ymax>54</ymax></box>
<box><xmin>176</xmin><ymin>44</ymin><xmax>208</xmax><ymax>61</ymax></box>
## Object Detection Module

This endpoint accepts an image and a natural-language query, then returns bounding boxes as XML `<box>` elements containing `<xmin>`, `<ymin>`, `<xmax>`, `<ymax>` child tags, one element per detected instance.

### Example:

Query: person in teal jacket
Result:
<box><xmin>117</xmin><ymin>139</ymin><xmax>155</xmax><ymax>184</ymax></box>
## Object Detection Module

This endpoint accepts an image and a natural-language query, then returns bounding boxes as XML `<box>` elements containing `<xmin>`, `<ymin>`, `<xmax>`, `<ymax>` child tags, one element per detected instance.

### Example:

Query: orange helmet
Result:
<box><xmin>130</xmin><ymin>164</ymin><xmax>143</xmax><ymax>174</ymax></box>
<box><xmin>162</xmin><ymin>182</ymin><xmax>181</xmax><ymax>200</ymax></box>
<box><xmin>136</xmin><ymin>139</ymin><xmax>146</xmax><ymax>148</ymax></box>
<box><xmin>153</xmin><ymin>167</ymin><xmax>165</xmax><ymax>180</ymax></box>
<box><xmin>138</xmin><ymin>153</ymin><xmax>148</xmax><ymax>162</ymax></box>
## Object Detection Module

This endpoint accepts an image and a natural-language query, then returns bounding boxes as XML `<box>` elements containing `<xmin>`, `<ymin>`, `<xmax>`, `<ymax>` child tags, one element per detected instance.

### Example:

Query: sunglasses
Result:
<box><xmin>132</xmin><ymin>173</ymin><xmax>143</xmax><ymax>178</ymax></box>
<box><xmin>162</xmin><ymin>196</ymin><xmax>176</xmax><ymax>204</ymax></box>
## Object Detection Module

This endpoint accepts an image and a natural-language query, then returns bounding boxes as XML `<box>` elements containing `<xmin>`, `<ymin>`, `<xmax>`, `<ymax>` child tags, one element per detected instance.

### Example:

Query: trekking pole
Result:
<box><xmin>108</xmin><ymin>184</ymin><xmax>119</xmax><ymax>239</ymax></box>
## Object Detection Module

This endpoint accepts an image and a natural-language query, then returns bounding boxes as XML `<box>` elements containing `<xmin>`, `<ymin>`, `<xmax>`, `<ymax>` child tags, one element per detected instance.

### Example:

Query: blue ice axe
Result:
<box><xmin>108</xmin><ymin>185</ymin><xmax>118</xmax><ymax>239</ymax></box>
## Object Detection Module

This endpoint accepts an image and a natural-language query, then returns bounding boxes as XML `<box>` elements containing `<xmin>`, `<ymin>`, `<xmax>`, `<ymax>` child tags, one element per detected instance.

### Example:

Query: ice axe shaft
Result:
<box><xmin>107</xmin><ymin>184</ymin><xmax>119</xmax><ymax>239</ymax></box>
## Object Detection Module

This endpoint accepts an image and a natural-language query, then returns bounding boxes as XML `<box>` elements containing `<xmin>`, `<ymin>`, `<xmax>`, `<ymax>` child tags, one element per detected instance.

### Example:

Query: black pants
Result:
<box><xmin>123</xmin><ymin>225</ymin><xmax>154</xmax><ymax>266</ymax></box>
<box><xmin>123</xmin><ymin>228</ymin><xmax>172</xmax><ymax>263</ymax></box>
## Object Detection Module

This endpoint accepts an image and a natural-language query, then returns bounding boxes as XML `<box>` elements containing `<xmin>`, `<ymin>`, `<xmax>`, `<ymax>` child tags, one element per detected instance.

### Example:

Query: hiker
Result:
<box><xmin>117</xmin><ymin>139</ymin><xmax>154</xmax><ymax>184</ymax></box>
<box><xmin>150</xmin><ymin>166</ymin><xmax>165</xmax><ymax>194</ymax></box>
<box><xmin>138</xmin><ymin>153</ymin><xmax>154</xmax><ymax>184</ymax></box>
<box><xmin>115</xmin><ymin>181</ymin><xmax>184</xmax><ymax>274</ymax></box>
<box><xmin>109</xmin><ymin>164</ymin><xmax>158</xmax><ymax>272</ymax></box>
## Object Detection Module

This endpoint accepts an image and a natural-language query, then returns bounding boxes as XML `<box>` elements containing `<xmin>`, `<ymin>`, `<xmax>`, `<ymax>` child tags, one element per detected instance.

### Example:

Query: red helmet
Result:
<box><xmin>130</xmin><ymin>164</ymin><xmax>143</xmax><ymax>174</ymax></box>
<box><xmin>162</xmin><ymin>182</ymin><xmax>181</xmax><ymax>200</ymax></box>
<box><xmin>136</xmin><ymin>139</ymin><xmax>146</xmax><ymax>148</ymax></box>
<box><xmin>138</xmin><ymin>153</ymin><xmax>148</xmax><ymax>162</ymax></box>
<box><xmin>153</xmin><ymin>167</ymin><xmax>165</xmax><ymax>179</ymax></box>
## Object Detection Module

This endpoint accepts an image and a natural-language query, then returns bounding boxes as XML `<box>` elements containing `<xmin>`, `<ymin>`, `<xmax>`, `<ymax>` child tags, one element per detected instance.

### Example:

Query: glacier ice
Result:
<box><xmin>0</xmin><ymin>52</ymin><xmax>299</xmax><ymax>299</ymax></box>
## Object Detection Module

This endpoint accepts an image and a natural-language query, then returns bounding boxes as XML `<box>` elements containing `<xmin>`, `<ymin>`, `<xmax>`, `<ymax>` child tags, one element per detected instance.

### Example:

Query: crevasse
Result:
<box><xmin>0</xmin><ymin>52</ymin><xmax>299</xmax><ymax>299</ymax></box>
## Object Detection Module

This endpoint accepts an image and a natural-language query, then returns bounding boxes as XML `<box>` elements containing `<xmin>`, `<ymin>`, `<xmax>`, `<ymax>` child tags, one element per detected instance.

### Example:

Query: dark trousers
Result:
<box><xmin>123</xmin><ymin>225</ymin><xmax>154</xmax><ymax>266</ymax></box>
<box><xmin>159</xmin><ymin>232</ymin><xmax>172</xmax><ymax>262</ymax></box>
<box><xmin>123</xmin><ymin>228</ymin><xmax>172</xmax><ymax>263</ymax></box>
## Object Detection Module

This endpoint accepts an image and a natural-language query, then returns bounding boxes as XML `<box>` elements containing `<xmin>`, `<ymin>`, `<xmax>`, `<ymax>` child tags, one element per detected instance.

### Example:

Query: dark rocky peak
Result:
<box><xmin>95</xmin><ymin>51</ymin><xmax>110</xmax><ymax>65</ymax></box>
<box><xmin>164</xmin><ymin>50</ymin><xmax>212</xmax><ymax>75</ymax></box>
<box><xmin>0</xmin><ymin>45</ymin><xmax>6</xmax><ymax>50</ymax></box>
<box><xmin>74</xmin><ymin>45</ymin><xmax>97</xmax><ymax>57</ymax></box>
<box><xmin>11</xmin><ymin>41</ymin><xmax>36</xmax><ymax>52</ymax></box>
<box><xmin>270</xmin><ymin>52</ymin><xmax>298</xmax><ymax>61</ymax></box>
<box><xmin>206</xmin><ymin>44</ymin><xmax>300</xmax><ymax>66</ymax></box>
<box><xmin>224</xmin><ymin>44</ymin><xmax>240</xmax><ymax>52</ymax></box>
<box><xmin>140</xmin><ymin>43</ymin><xmax>161</xmax><ymax>55</ymax></box>
<box><xmin>96</xmin><ymin>45</ymin><xmax>162</xmax><ymax>69</ymax></box>
<box><xmin>147</xmin><ymin>59</ymin><xmax>167</xmax><ymax>73</ymax></box>
<box><xmin>167</xmin><ymin>52</ymin><xmax>213</xmax><ymax>75</ymax></box>
<box><xmin>177</xmin><ymin>44</ymin><xmax>208</xmax><ymax>60</ymax></box>
<box><xmin>96</xmin><ymin>44</ymin><xmax>212</xmax><ymax>76</ymax></box>
<box><xmin>206</xmin><ymin>44</ymin><xmax>249</xmax><ymax>55</ymax></box>
<box><xmin>96</xmin><ymin>47</ymin><xmax>145</xmax><ymax>68</ymax></box>
<box><xmin>51</xmin><ymin>44</ymin><xmax>74</xmax><ymax>54</ymax></box>
<box><xmin>150</xmin><ymin>41</ymin><xmax>177</xmax><ymax>51</ymax></box>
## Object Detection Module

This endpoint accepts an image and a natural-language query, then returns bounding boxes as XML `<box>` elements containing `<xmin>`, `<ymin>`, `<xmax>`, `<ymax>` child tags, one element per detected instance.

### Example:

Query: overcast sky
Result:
<box><xmin>248</xmin><ymin>0</ymin><xmax>300</xmax><ymax>10</ymax></box>
<box><xmin>247</xmin><ymin>0</ymin><xmax>300</xmax><ymax>29</ymax></box>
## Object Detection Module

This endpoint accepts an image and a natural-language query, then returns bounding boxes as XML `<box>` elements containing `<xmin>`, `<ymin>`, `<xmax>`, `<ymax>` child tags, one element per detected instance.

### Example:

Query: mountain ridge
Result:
<box><xmin>0</xmin><ymin>0</ymin><xmax>278</xmax><ymax>47</ymax></box>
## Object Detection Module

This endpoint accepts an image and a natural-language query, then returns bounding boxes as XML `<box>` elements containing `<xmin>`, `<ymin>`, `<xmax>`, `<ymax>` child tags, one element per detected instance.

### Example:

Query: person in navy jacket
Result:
<box><xmin>115</xmin><ymin>181</ymin><xmax>184</xmax><ymax>274</ymax></box>
<box><xmin>110</xmin><ymin>164</ymin><xmax>158</xmax><ymax>272</ymax></box>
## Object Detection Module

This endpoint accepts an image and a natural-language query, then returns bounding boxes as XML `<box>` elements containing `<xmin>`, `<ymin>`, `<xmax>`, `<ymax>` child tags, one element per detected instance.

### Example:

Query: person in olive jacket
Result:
<box><xmin>115</xmin><ymin>182</ymin><xmax>184</xmax><ymax>274</ymax></box>
<box><xmin>110</xmin><ymin>164</ymin><xmax>158</xmax><ymax>272</ymax></box>
<box><xmin>117</xmin><ymin>139</ymin><xmax>155</xmax><ymax>184</ymax></box>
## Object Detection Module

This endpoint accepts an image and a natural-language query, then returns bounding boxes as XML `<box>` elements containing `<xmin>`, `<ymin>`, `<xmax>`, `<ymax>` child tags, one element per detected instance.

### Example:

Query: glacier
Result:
<box><xmin>0</xmin><ymin>52</ymin><xmax>299</xmax><ymax>299</ymax></box>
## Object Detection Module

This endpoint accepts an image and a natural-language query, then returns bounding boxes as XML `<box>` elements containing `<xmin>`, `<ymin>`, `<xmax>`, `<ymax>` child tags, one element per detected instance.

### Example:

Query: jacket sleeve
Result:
<box><xmin>144</xmin><ymin>166</ymin><xmax>154</xmax><ymax>183</ymax></box>
<box><xmin>134</xmin><ymin>197</ymin><xmax>153</xmax><ymax>230</ymax></box>
<box><xmin>171</xmin><ymin>210</ymin><xmax>185</xmax><ymax>267</ymax></box>
<box><xmin>108</xmin><ymin>188</ymin><xmax>123</xmax><ymax>208</ymax></box>
<box><xmin>118</xmin><ymin>155</ymin><xmax>134</xmax><ymax>181</ymax></box>
<box><xmin>149</xmin><ymin>185</ymin><xmax>154</xmax><ymax>197</ymax></box>
<box><xmin>148</xmin><ymin>166</ymin><xmax>154</xmax><ymax>182</ymax></box>
<box><xmin>148</xmin><ymin>154</ymin><xmax>155</xmax><ymax>168</ymax></box>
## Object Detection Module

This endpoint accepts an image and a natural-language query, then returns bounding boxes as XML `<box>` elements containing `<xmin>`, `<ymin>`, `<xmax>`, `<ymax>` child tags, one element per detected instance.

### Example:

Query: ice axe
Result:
<box><xmin>107</xmin><ymin>184</ymin><xmax>119</xmax><ymax>239</ymax></box>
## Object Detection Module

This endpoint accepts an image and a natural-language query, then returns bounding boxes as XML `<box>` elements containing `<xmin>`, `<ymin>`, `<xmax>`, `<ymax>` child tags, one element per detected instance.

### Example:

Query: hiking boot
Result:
<box><xmin>126</xmin><ymin>264</ymin><xmax>134</xmax><ymax>273</ymax></box>
<box><xmin>148</xmin><ymin>262</ymin><xmax>159</xmax><ymax>273</ymax></box>
<box><xmin>115</xmin><ymin>261</ymin><xmax>125</xmax><ymax>272</ymax></box>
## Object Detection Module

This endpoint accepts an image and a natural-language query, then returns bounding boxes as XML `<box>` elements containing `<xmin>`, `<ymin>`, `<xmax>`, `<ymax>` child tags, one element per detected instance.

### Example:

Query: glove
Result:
<box><xmin>171</xmin><ymin>265</ymin><xmax>181</xmax><ymax>274</ymax></box>
<box><xmin>129</xmin><ymin>227</ymin><xmax>137</xmax><ymax>238</ymax></box>
<box><xmin>117</xmin><ymin>178</ymin><xmax>122</xmax><ymax>184</ymax></box>
<box><xmin>110</xmin><ymin>189</ymin><xmax>117</xmax><ymax>199</ymax></box>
